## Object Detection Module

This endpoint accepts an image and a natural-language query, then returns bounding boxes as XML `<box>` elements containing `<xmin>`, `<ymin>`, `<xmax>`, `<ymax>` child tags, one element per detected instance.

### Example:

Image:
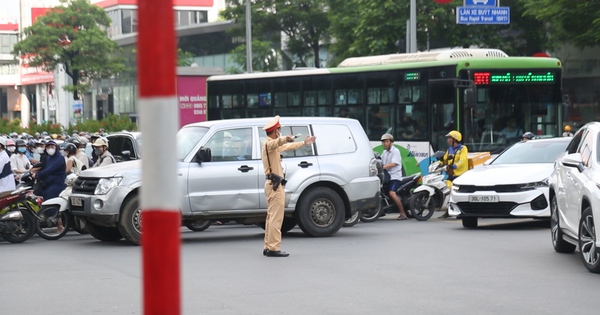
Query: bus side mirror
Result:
<box><xmin>465</xmin><ymin>88</ymin><xmax>476</xmax><ymax>108</ymax></box>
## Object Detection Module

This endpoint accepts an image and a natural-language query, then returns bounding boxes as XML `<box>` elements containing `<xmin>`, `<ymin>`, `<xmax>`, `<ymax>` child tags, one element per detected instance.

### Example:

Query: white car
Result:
<box><xmin>550</xmin><ymin>122</ymin><xmax>600</xmax><ymax>273</ymax></box>
<box><xmin>449</xmin><ymin>137</ymin><xmax>571</xmax><ymax>228</ymax></box>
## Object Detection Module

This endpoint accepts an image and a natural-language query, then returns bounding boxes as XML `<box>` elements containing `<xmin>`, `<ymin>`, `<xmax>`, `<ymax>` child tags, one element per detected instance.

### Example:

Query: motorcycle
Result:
<box><xmin>360</xmin><ymin>172</ymin><xmax>422</xmax><ymax>222</ymax></box>
<box><xmin>409</xmin><ymin>151</ymin><xmax>449</xmax><ymax>221</ymax></box>
<box><xmin>36</xmin><ymin>173</ymin><xmax>85</xmax><ymax>240</ymax></box>
<box><xmin>0</xmin><ymin>184</ymin><xmax>40</xmax><ymax>244</ymax></box>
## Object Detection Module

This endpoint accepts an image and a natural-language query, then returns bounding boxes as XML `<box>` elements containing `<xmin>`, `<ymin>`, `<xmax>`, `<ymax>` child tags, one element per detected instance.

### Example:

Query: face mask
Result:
<box><xmin>7</xmin><ymin>146</ymin><xmax>15</xmax><ymax>152</ymax></box>
<box><xmin>94</xmin><ymin>148</ymin><xmax>103</xmax><ymax>156</ymax></box>
<box><xmin>46</xmin><ymin>148</ymin><xmax>56</xmax><ymax>156</ymax></box>
<box><xmin>37</xmin><ymin>147</ymin><xmax>44</xmax><ymax>154</ymax></box>
<box><xmin>18</xmin><ymin>147</ymin><xmax>26</xmax><ymax>153</ymax></box>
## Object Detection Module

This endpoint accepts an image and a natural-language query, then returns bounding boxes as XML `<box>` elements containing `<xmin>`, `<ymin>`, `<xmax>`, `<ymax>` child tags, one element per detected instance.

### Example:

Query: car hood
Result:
<box><xmin>454</xmin><ymin>164</ymin><xmax>553</xmax><ymax>186</ymax></box>
<box><xmin>79</xmin><ymin>160</ymin><xmax>142</xmax><ymax>178</ymax></box>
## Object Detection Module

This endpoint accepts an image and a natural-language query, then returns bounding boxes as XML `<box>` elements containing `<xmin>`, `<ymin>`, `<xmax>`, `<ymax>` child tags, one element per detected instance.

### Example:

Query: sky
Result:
<box><xmin>1</xmin><ymin>0</ymin><xmax>20</xmax><ymax>22</ymax></box>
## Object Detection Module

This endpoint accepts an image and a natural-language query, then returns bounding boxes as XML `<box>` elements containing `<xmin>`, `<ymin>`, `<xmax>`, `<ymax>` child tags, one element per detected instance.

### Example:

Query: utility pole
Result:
<box><xmin>410</xmin><ymin>0</ymin><xmax>417</xmax><ymax>53</ymax></box>
<box><xmin>245</xmin><ymin>0</ymin><xmax>253</xmax><ymax>73</ymax></box>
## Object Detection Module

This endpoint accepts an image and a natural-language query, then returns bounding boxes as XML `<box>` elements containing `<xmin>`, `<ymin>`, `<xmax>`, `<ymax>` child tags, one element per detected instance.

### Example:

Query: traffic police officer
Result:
<box><xmin>262</xmin><ymin>116</ymin><xmax>316</xmax><ymax>257</ymax></box>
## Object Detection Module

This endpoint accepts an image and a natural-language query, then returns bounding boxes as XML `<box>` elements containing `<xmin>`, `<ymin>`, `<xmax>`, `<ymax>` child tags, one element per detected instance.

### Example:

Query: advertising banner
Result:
<box><xmin>177</xmin><ymin>76</ymin><xmax>207</xmax><ymax>128</ymax></box>
<box><xmin>73</xmin><ymin>100</ymin><xmax>83</xmax><ymax>119</ymax></box>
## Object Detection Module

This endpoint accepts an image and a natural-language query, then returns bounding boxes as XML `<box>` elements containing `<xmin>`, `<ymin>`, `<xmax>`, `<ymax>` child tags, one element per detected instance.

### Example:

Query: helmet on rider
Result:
<box><xmin>445</xmin><ymin>130</ymin><xmax>462</xmax><ymax>142</ymax></box>
<box><xmin>27</xmin><ymin>140</ymin><xmax>36</xmax><ymax>148</ymax></box>
<box><xmin>15</xmin><ymin>139</ymin><xmax>26</xmax><ymax>147</ymax></box>
<box><xmin>564</xmin><ymin>125</ymin><xmax>571</xmax><ymax>132</ymax></box>
<box><xmin>64</xmin><ymin>143</ymin><xmax>77</xmax><ymax>155</ymax></box>
<box><xmin>380</xmin><ymin>133</ymin><xmax>394</xmax><ymax>142</ymax></box>
<box><xmin>522</xmin><ymin>132</ymin><xmax>535</xmax><ymax>140</ymax></box>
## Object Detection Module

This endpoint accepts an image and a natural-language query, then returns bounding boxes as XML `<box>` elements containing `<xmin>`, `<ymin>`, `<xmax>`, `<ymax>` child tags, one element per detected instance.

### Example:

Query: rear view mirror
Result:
<box><xmin>465</xmin><ymin>88</ymin><xmax>476</xmax><ymax>108</ymax></box>
<box><xmin>561</xmin><ymin>153</ymin><xmax>584</xmax><ymax>172</ymax></box>
<box><xmin>433</xmin><ymin>150</ymin><xmax>445</xmax><ymax>160</ymax></box>
<box><xmin>195</xmin><ymin>147</ymin><xmax>212</xmax><ymax>164</ymax></box>
<box><xmin>121</xmin><ymin>150</ymin><xmax>132</xmax><ymax>160</ymax></box>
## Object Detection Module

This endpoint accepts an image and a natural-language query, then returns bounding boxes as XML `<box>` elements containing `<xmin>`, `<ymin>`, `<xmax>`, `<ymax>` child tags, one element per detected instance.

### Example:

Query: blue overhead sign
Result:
<box><xmin>456</xmin><ymin>6</ymin><xmax>510</xmax><ymax>24</ymax></box>
<box><xmin>464</xmin><ymin>0</ymin><xmax>497</xmax><ymax>6</ymax></box>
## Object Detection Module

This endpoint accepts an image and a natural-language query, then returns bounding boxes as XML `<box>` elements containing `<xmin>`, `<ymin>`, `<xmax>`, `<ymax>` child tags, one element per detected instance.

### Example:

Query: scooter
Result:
<box><xmin>360</xmin><ymin>172</ymin><xmax>422</xmax><ymax>222</ymax></box>
<box><xmin>35</xmin><ymin>173</ymin><xmax>82</xmax><ymax>240</ymax></box>
<box><xmin>0</xmin><ymin>183</ymin><xmax>40</xmax><ymax>243</ymax></box>
<box><xmin>409</xmin><ymin>151</ymin><xmax>449</xmax><ymax>221</ymax></box>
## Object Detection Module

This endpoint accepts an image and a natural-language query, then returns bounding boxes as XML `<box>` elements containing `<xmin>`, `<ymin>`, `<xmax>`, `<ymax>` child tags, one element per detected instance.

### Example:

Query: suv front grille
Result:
<box><xmin>458</xmin><ymin>185</ymin><xmax>522</xmax><ymax>193</ymax></box>
<box><xmin>73</xmin><ymin>177</ymin><xmax>99</xmax><ymax>194</ymax></box>
<box><xmin>456</xmin><ymin>202</ymin><xmax>517</xmax><ymax>216</ymax></box>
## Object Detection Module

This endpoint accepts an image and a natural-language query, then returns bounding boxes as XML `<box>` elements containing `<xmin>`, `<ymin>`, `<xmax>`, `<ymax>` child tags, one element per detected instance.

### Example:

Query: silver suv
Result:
<box><xmin>69</xmin><ymin>117</ymin><xmax>381</xmax><ymax>244</ymax></box>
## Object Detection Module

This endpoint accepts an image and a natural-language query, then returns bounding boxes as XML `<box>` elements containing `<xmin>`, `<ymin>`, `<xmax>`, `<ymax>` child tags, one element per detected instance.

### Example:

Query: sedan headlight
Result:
<box><xmin>519</xmin><ymin>178</ymin><xmax>549</xmax><ymax>190</ymax></box>
<box><xmin>451</xmin><ymin>184</ymin><xmax>460</xmax><ymax>191</ymax></box>
<box><xmin>94</xmin><ymin>177</ymin><xmax>123</xmax><ymax>195</ymax></box>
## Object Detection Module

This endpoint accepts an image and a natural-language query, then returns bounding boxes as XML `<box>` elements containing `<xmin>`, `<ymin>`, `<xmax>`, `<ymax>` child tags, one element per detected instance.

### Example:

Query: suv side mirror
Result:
<box><xmin>121</xmin><ymin>150</ymin><xmax>132</xmax><ymax>160</ymax></box>
<box><xmin>561</xmin><ymin>153</ymin><xmax>584</xmax><ymax>172</ymax></box>
<box><xmin>195</xmin><ymin>147</ymin><xmax>212</xmax><ymax>164</ymax></box>
<box><xmin>465</xmin><ymin>88</ymin><xmax>476</xmax><ymax>108</ymax></box>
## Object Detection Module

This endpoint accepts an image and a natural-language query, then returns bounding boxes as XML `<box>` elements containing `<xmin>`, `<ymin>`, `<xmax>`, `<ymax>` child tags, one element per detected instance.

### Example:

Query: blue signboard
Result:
<box><xmin>464</xmin><ymin>0</ymin><xmax>497</xmax><ymax>6</ymax></box>
<box><xmin>456</xmin><ymin>6</ymin><xmax>510</xmax><ymax>25</ymax></box>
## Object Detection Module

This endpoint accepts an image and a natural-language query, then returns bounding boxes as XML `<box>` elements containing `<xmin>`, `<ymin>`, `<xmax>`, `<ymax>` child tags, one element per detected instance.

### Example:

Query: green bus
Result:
<box><xmin>207</xmin><ymin>49</ymin><xmax>563</xmax><ymax>174</ymax></box>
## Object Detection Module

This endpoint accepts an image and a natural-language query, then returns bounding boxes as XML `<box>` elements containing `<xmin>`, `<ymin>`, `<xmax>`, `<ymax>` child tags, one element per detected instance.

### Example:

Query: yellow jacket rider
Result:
<box><xmin>440</xmin><ymin>130</ymin><xmax>468</xmax><ymax>181</ymax></box>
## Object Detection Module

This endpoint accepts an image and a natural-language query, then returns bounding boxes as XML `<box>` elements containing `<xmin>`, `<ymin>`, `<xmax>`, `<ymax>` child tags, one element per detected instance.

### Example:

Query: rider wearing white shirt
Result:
<box><xmin>380</xmin><ymin>133</ymin><xmax>408</xmax><ymax>220</ymax></box>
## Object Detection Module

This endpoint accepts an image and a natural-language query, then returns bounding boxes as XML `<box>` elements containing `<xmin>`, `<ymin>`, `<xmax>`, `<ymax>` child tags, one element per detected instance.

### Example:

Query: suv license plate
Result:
<box><xmin>469</xmin><ymin>195</ymin><xmax>499</xmax><ymax>203</ymax></box>
<box><xmin>71</xmin><ymin>197</ymin><xmax>83</xmax><ymax>207</ymax></box>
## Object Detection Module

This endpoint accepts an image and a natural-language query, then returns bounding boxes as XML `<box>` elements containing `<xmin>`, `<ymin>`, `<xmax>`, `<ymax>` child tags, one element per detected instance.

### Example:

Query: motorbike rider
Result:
<box><xmin>438</xmin><ymin>130</ymin><xmax>468</xmax><ymax>219</ymax></box>
<box><xmin>0</xmin><ymin>137</ymin><xmax>16</xmax><ymax>192</ymax></box>
<box><xmin>522</xmin><ymin>132</ymin><xmax>535</xmax><ymax>142</ymax></box>
<box><xmin>92</xmin><ymin>138</ymin><xmax>115</xmax><ymax>167</ymax></box>
<box><xmin>10</xmin><ymin>139</ymin><xmax>31</xmax><ymax>183</ymax></box>
<box><xmin>562</xmin><ymin>125</ymin><xmax>573</xmax><ymax>137</ymax></box>
<box><xmin>380</xmin><ymin>133</ymin><xmax>409</xmax><ymax>220</ymax></box>
<box><xmin>5</xmin><ymin>139</ymin><xmax>15</xmax><ymax>157</ymax></box>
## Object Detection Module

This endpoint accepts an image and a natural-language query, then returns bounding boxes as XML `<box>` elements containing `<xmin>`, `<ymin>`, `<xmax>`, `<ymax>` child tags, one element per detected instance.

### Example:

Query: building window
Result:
<box><xmin>122</xmin><ymin>9</ymin><xmax>135</xmax><ymax>34</ymax></box>
<box><xmin>0</xmin><ymin>34</ymin><xmax>17</xmax><ymax>54</ymax></box>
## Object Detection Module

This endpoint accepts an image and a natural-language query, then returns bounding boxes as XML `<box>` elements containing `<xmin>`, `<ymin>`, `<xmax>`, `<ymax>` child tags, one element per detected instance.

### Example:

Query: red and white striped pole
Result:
<box><xmin>138</xmin><ymin>0</ymin><xmax>181</xmax><ymax>315</ymax></box>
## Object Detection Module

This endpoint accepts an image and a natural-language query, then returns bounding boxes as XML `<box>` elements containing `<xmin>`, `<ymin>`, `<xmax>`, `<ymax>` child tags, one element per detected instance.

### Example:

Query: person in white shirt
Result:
<box><xmin>0</xmin><ymin>138</ymin><xmax>16</xmax><ymax>192</ymax></box>
<box><xmin>380</xmin><ymin>133</ymin><xmax>408</xmax><ymax>220</ymax></box>
<box><xmin>10</xmin><ymin>139</ymin><xmax>31</xmax><ymax>183</ymax></box>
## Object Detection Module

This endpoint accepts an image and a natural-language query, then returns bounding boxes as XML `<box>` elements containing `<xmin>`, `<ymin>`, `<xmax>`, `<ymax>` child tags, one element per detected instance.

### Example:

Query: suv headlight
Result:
<box><xmin>519</xmin><ymin>179</ymin><xmax>549</xmax><ymax>190</ymax></box>
<box><xmin>95</xmin><ymin>177</ymin><xmax>123</xmax><ymax>195</ymax></box>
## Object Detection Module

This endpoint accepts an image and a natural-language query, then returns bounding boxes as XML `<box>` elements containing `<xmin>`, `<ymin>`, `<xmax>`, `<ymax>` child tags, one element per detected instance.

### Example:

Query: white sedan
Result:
<box><xmin>449</xmin><ymin>137</ymin><xmax>571</xmax><ymax>228</ymax></box>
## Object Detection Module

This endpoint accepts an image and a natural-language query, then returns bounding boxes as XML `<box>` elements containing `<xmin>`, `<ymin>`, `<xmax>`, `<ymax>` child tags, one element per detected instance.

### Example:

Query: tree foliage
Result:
<box><xmin>522</xmin><ymin>0</ymin><xmax>600</xmax><ymax>48</ymax></box>
<box><xmin>328</xmin><ymin>0</ymin><xmax>548</xmax><ymax>65</ymax></box>
<box><xmin>221</xmin><ymin>0</ymin><xmax>330</xmax><ymax>71</ymax></box>
<box><xmin>12</xmin><ymin>0</ymin><xmax>125</xmax><ymax>100</ymax></box>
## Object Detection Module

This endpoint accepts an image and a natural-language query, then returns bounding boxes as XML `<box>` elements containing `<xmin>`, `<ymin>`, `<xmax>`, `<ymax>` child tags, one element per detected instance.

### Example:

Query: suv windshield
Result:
<box><xmin>492</xmin><ymin>139</ymin><xmax>568</xmax><ymax>164</ymax></box>
<box><xmin>177</xmin><ymin>126</ymin><xmax>209</xmax><ymax>161</ymax></box>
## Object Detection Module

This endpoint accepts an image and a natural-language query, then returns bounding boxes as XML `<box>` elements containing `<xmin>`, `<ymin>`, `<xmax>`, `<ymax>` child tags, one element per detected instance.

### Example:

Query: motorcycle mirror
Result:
<box><xmin>433</xmin><ymin>151</ymin><xmax>445</xmax><ymax>160</ymax></box>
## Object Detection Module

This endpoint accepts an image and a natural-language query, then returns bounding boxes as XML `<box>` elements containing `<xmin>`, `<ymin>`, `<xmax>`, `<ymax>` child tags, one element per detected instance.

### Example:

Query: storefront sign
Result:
<box><xmin>177</xmin><ymin>76</ymin><xmax>207</xmax><ymax>128</ymax></box>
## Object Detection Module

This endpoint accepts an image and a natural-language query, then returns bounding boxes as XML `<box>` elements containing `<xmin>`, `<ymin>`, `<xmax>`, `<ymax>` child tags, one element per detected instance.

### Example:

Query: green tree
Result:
<box><xmin>522</xmin><ymin>0</ymin><xmax>600</xmax><ymax>48</ymax></box>
<box><xmin>12</xmin><ymin>0</ymin><xmax>125</xmax><ymax>100</ymax></box>
<box><xmin>328</xmin><ymin>0</ymin><xmax>548</xmax><ymax>65</ymax></box>
<box><xmin>221</xmin><ymin>0</ymin><xmax>330</xmax><ymax>70</ymax></box>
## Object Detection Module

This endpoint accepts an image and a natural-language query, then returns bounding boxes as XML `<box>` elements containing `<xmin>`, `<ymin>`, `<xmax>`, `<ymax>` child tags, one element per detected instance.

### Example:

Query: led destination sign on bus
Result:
<box><xmin>473</xmin><ymin>72</ymin><xmax>556</xmax><ymax>85</ymax></box>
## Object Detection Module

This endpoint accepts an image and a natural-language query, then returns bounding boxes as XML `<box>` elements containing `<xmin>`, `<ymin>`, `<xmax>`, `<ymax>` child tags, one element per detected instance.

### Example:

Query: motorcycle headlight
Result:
<box><xmin>94</xmin><ymin>177</ymin><xmax>123</xmax><ymax>195</ymax></box>
<box><xmin>519</xmin><ymin>178</ymin><xmax>549</xmax><ymax>190</ymax></box>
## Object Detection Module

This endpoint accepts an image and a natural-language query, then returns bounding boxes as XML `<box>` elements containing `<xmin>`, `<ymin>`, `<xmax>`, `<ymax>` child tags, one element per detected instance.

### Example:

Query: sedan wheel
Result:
<box><xmin>550</xmin><ymin>195</ymin><xmax>575</xmax><ymax>253</ymax></box>
<box><xmin>579</xmin><ymin>207</ymin><xmax>600</xmax><ymax>273</ymax></box>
